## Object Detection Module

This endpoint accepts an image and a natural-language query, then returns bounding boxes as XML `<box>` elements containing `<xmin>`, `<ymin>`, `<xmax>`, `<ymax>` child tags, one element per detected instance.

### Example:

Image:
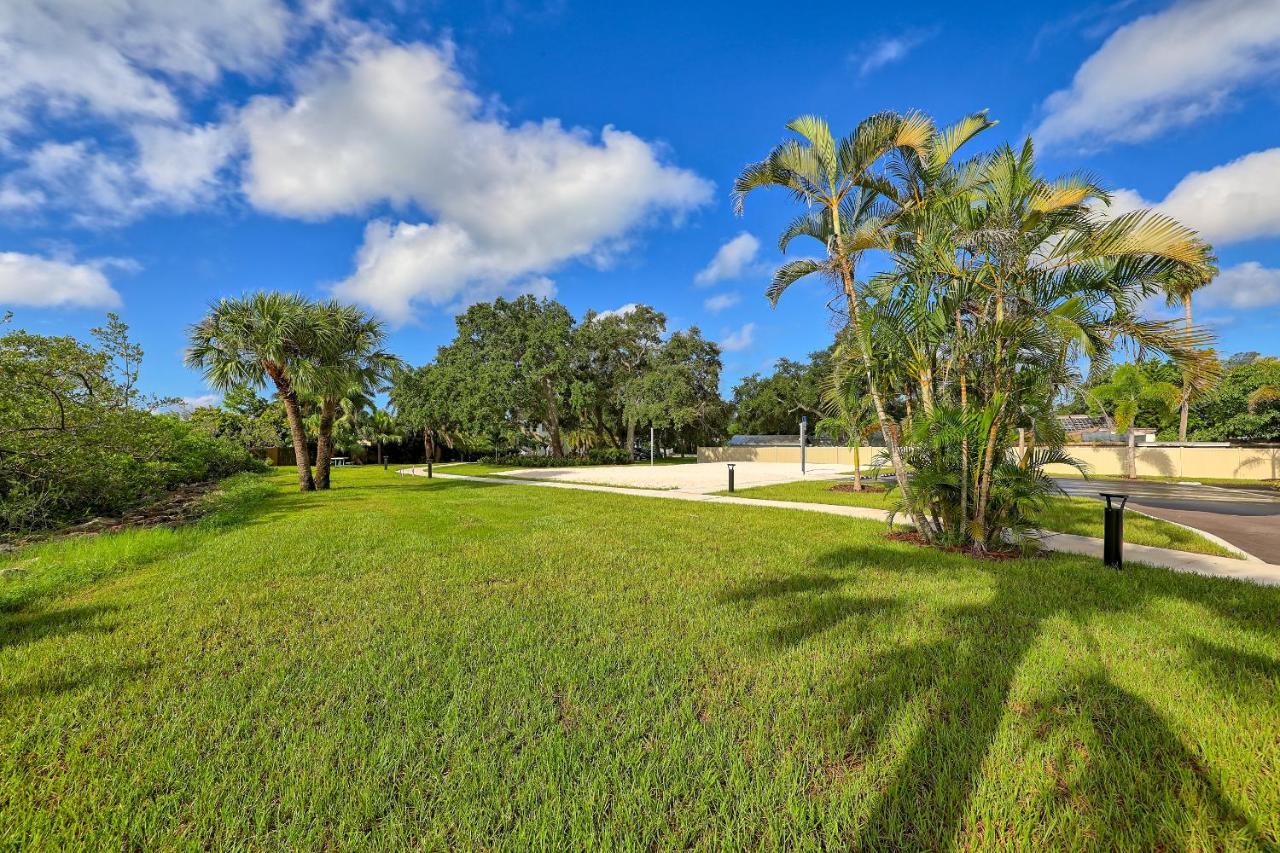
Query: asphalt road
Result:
<box><xmin>1055</xmin><ymin>477</ymin><xmax>1280</xmax><ymax>562</ymax></box>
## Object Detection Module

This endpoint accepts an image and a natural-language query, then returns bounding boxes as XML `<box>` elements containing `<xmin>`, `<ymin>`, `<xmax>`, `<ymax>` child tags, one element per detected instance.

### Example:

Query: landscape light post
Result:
<box><xmin>727</xmin><ymin>463</ymin><xmax>736</xmax><ymax>493</ymax></box>
<box><xmin>427</xmin><ymin>459</ymin><xmax>433</xmax><ymax>479</ymax></box>
<box><xmin>800</xmin><ymin>415</ymin><xmax>807</xmax><ymax>474</ymax></box>
<box><xmin>650</xmin><ymin>426</ymin><xmax>655</xmax><ymax>466</ymax></box>
<box><xmin>1100</xmin><ymin>492</ymin><xmax>1128</xmax><ymax>569</ymax></box>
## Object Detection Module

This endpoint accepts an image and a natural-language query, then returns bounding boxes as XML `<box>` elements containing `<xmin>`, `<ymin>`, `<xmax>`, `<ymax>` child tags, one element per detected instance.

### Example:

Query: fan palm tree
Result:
<box><xmin>1161</xmin><ymin>257</ymin><xmax>1219</xmax><ymax>440</ymax></box>
<box><xmin>300</xmin><ymin>301</ymin><xmax>401</xmax><ymax>489</ymax></box>
<box><xmin>186</xmin><ymin>292</ymin><xmax>319</xmax><ymax>492</ymax></box>
<box><xmin>361</xmin><ymin>408</ymin><xmax>401</xmax><ymax>467</ymax></box>
<box><xmin>1090</xmin><ymin>364</ymin><xmax>1182</xmax><ymax>435</ymax></box>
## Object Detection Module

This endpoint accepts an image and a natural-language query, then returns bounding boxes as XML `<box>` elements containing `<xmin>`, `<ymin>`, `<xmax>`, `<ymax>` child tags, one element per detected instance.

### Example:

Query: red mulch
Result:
<box><xmin>884</xmin><ymin>530</ymin><xmax>1031</xmax><ymax>561</ymax></box>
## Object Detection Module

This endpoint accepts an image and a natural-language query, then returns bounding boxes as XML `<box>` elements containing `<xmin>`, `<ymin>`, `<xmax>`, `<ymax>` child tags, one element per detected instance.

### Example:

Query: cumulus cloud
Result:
<box><xmin>694</xmin><ymin>233</ymin><xmax>759</xmax><ymax>285</ymax></box>
<box><xmin>594</xmin><ymin>303</ymin><xmax>639</xmax><ymax>320</ymax></box>
<box><xmin>720</xmin><ymin>322</ymin><xmax>756</xmax><ymax>352</ymax></box>
<box><xmin>242</xmin><ymin>42</ymin><xmax>710</xmax><ymax>319</ymax></box>
<box><xmin>1035</xmin><ymin>0</ymin><xmax>1280</xmax><ymax>146</ymax></box>
<box><xmin>0</xmin><ymin>0</ymin><xmax>292</xmax><ymax>132</ymax></box>
<box><xmin>0</xmin><ymin>251</ymin><xmax>122</xmax><ymax>308</ymax></box>
<box><xmin>1199</xmin><ymin>262</ymin><xmax>1280</xmax><ymax>309</ymax></box>
<box><xmin>180</xmin><ymin>393</ymin><xmax>222</xmax><ymax>409</ymax></box>
<box><xmin>1110</xmin><ymin>147</ymin><xmax>1280</xmax><ymax>244</ymax></box>
<box><xmin>703</xmin><ymin>292</ymin><xmax>740</xmax><ymax>313</ymax></box>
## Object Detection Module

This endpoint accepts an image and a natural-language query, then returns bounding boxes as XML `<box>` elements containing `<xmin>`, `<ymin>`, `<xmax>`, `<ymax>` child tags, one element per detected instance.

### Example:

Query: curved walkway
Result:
<box><xmin>402</xmin><ymin>468</ymin><xmax>1280</xmax><ymax>588</ymax></box>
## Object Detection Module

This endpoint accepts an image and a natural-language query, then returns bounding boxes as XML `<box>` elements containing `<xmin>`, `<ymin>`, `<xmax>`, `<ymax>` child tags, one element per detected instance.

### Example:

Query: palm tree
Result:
<box><xmin>186</xmin><ymin>292</ymin><xmax>318</xmax><ymax>492</ymax></box>
<box><xmin>300</xmin><ymin>301</ymin><xmax>400</xmax><ymax>489</ymax></box>
<box><xmin>734</xmin><ymin>111</ymin><xmax>955</xmax><ymax>533</ymax></box>
<box><xmin>361</xmin><ymin>408</ymin><xmax>401</xmax><ymax>467</ymax></box>
<box><xmin>1090</xmin><ymin>364</ymin><xmax>1182</xmax><ymax>435</ymax></box>
<box><xmin>1161</xmin><ymin>257</ymin><xmax>1219</xmax><ymax>441</ymax></box>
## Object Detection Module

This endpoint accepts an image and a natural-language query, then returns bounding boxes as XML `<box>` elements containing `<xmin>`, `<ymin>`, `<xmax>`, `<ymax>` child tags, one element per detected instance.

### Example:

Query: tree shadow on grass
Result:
<box><xmin>721</xmin><ymin>541</ymin><xmax>1280</xmax><ymax>848</ymax></box>
<box><xmin>0</xmin><ymin>604</ymin><xmax>118</xmax><ymax>652</ymax></box>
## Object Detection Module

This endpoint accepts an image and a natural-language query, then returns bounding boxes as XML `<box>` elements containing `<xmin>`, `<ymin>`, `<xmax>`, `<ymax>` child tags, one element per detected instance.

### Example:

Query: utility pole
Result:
<box><xmin>650</xmin><ymin>425</ymin><xmax>655</xmax><ymax>465</ymax></box>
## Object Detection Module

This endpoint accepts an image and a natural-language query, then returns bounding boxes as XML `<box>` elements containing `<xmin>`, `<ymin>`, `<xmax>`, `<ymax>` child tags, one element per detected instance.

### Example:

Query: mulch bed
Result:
<box><xmin>884</xmin><ymin>530</ymin><xmax>1031</xmax><ymax>561</ymax></box>
<box><xmin>1</xmin><ymin>481</ymin><xmax>222</xmax><ymax>553</ymax></box>
<box><xmin>828</xmin><ymin>482</ymin><xmax>888</xmax><ymax>493</ymax></box>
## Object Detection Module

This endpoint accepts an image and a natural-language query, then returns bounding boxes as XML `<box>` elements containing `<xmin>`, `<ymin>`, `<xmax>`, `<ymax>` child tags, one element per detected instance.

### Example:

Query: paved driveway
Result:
<box><xmin>492</xmin><ymin>461</ymin><xmax>856</xmax><ymax>494</ymax></box>
<box><xmin>1055</xmin><ymin>477</ymin><xmax>1280</xmax><ymax>562</ymax></box>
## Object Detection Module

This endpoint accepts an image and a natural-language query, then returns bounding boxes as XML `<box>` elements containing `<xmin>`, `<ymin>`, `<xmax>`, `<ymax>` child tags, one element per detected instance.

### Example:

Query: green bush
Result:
<box><xmin>479</xmin><ymin>451</ymin><xmax>633</xmax><ymax>467</ymax></box>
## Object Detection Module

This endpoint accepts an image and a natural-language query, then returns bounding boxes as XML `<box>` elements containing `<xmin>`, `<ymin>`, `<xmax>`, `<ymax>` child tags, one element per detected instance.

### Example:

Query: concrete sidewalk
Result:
<box><xmin>402</xmin><ymin>467</ymin><xmax>1280</xmax><ymax>588</ymax></box>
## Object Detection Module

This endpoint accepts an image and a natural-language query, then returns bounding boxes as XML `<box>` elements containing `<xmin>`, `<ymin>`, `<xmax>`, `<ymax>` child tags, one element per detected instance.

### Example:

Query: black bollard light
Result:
<box><xmin>727</xmin><ymin>463</ymin><xmax>736</xmax><ymax>493</ymax></box>
<box><xmin>428</xmin><ymin>459</ymin><xmax>433</xmax><ymax>479</ymax></box>
<box><xmin>1100</xmin><ymin>492</ymin><xmax>1128</xmax><ymax>569</ymax></box>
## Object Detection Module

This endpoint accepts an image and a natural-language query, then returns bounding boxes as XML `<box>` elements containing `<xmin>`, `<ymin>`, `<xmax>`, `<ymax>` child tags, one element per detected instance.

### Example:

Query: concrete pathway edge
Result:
<box><xmin>400</xmin><ymin>468</ymin><xmax>1280</xmax><ymax>588</ymax></box>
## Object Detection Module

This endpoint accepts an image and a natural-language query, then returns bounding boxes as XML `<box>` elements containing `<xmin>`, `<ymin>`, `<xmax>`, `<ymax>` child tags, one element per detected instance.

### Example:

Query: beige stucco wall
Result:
<box><xmin>1041</xmin><ymin>445</ymin><xmax>1280</xmax><ymax>480</ymax></box>
<box><xmin>701</xmin><ymin>444</ymin><xmax>1280</xmax><ymax>480</ymax></box>
<box><xmin>697</xmin><ymin>446</ymin><xmax>875</xmax><ymax>465</ymax></box>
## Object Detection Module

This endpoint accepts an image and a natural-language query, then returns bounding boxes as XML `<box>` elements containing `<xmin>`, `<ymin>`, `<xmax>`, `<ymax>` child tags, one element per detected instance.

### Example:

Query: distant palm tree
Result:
<box><xmin>1161</xmin><ymin>257</ymin><xmax>1219</xmax><ymax>441</ymax></box>
<box><xmin>300</xmin><ymin>301</ymin><xmax>400</xmax><ymax>489</ymax></box>
<box><xmin>186</xmin><ymin>292</ymin><xmax>319</xmax><ymax>492</ymax></box>
<box><xmin>361</xmin><ymin>408</ymin><xmax>401</xmax><ymax>467</ymax></box>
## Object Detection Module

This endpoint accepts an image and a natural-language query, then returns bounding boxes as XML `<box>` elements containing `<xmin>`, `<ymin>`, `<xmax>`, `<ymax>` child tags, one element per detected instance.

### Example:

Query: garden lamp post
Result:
<box><xmin>1100</xmin><ymin>492</ymin><xmax>1129</xmax><ymax>569</ymax></box>
<box><xmin>800</xmin><ymin>415</ymin><xmax>807</xmax><ymax>474</ymax></box>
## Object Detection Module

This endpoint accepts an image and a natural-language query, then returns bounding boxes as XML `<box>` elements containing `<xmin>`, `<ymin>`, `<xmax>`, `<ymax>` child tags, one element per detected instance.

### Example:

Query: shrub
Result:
<box><xmin>479</xmin><ymin>451</ymin><xmax>633</xmax><ymax>467</ymax></box>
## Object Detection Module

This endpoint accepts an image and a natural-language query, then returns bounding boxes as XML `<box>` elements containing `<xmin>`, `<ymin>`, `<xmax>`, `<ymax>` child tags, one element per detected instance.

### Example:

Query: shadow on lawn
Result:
<box><xmin>722</xmin><ymin>543</ymin><xmax>1280</xmax><ymax>848</ymax></box>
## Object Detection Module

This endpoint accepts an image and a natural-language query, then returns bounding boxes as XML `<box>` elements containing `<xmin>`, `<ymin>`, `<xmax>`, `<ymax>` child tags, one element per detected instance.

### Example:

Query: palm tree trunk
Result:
<box><xmin>853</xmin><ymin>440</ymin><xmax>862</xmax><ymax>490</ymax></box>
<box><xmin>269</xmin><ymin>367</ymin><xmax>314</xmax><ymax>492</ymax></box>
<box><xmin>1179</xmin><ymin>294</ymin><xmax>1192</xmax><ymax>442</ymax></box>
<box><xmin>314</xmin><ymin>397</ymin><xmax>337</xmax><ymax>489</ymax></box>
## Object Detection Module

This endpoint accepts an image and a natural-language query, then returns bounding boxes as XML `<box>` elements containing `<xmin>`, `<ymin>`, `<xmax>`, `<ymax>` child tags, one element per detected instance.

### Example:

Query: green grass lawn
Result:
<box><xmin>723</xmin><ymin>479</ymin><xmax>1240</xmax><ymax>559</ymax></box>
<box><xmin>3</xmin><ymin>468</ymin><xmax>1278</xmax><ymax>848</ymax></box>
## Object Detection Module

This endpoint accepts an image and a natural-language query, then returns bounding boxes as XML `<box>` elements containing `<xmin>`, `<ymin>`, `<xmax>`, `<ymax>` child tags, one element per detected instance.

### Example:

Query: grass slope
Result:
<box><xmin>2</xmin><ymin>468</ymin><xmax>1277</xmax><ymax>848</ymax></box>
<box><xmin>724</xmin><ymin>479</ymin><xmax>1239</xmax><ymax>559</ymax></box>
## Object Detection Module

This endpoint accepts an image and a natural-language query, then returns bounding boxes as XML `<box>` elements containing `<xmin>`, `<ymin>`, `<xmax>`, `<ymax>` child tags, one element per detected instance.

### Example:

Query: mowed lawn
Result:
<box><xmin>2</xmin><ymin>469</ymin><xmax>1278</xmax><ymax>848</ymax></box>
<box><xmin>723</xmin><ymin>479</ymin><xmax>1240</xmax><ymax>559</ymax></box>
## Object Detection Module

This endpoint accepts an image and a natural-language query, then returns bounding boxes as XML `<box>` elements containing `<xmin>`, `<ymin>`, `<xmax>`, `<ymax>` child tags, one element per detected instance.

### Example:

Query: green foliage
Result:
<box><xmin>479</xmin><ymin>449</ymin><xmax>633</xmax><ymax>467</ymax></box>
<box><xmin>1089</xmin><ymin>363</ymin><xmax>1182</xmax><ymax>433</ymax></box>
<box><xmin>1</xmin><ymin>318</ymin><xmax>262</xmax><ymax>535</ymax></box>
<box><xmin>729</xmin><ymin>348</ymin><xmax>832</xmax><ymax>435</ymax></box>
<box><xmin>1189</xmin><ymin>357</ymin><xmax>1280</xmax><ymax>441</ymax></box>
<box><xmin>391</xmin><ymin>297</ymin><xmax>728</xmax><ymax>458</ymax></box>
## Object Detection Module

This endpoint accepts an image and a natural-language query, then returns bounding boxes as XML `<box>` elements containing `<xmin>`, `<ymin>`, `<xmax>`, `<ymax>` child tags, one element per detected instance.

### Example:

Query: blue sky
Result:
<box><xmin>3</xmin><ymin>0</ymin><xmax>1280</xmax><ymax>404</ymax></box>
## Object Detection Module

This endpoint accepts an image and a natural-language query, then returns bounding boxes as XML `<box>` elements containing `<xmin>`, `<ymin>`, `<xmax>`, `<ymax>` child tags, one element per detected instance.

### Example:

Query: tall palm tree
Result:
<box><xmin>736</xmin><ymin>111</ymin><xmax>995</xmax><ymax>535</ymax></box>
<box><xmin>186</xmin><ymin>292</ymin><xmax>319</xmax><ymax>492</ymax></box>
<box><xmin>1161</xmin><ymin>257</ymin><xmax>1219</xmax><ymax>441</ymax></box>
<box><xmin>300</xmin><ymin>301</ymin><xmax>400</xmax><ymax>489</ymax></box>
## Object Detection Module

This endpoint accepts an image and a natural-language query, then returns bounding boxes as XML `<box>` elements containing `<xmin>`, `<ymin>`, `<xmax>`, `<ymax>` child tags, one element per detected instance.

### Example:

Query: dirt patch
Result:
<box><xmin>828</xmin><ymin>482</ymin><xmax>888</xmax><ymax>494</ymax></box>
<box><xmin>884</xmin><ymin>530</ymin><xmax>1033</xmax><ymax>561</ymax></box>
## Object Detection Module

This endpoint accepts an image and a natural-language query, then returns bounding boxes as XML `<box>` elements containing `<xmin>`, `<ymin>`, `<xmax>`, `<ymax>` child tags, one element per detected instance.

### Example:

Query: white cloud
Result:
<box><xmin>0</xmin><ymin>0</ymin><xmax>292</xmax><ymax>132</ymax></box>
<box><xmin>855</xmin><ymin>30</ymin><xmax>936</xmax><ymax>76</ymax></box>
<box><xmin>0</xmin><ymin>251</ymin><xmax>122</xmax><ymax>308</ymax></box>
<box><xmin>1035</xmin><ymin>0</ymin><xmax>1280</xmax><ymax>146</ymax></box>
<box><xmin>1110</xmin><ymin>147</ymin><xmax>1280</xmax><ymax>244</ymax></box>
<box><xmin>1199</xmin><ymin>262</ymin><xmax>1280</xmax><ymax>309</ymax></box>
<box><xmin>595</xmin><ymin>303</ymin><xmax>639</xmax><ymax>320</ymax></box>
<box><xmin>245</xmin><ymin>42</ymin><xmax>710</xmax><ymax>319</ymax></box>
<box><xmin>132</xmin><ymin>123</ymin><xmax>240</xmax><ymax>206</ymax></box>
<box><xmin>703</xmin><ymin>293</ymin><xmax>740</xmax><ymax>313</ymax></box>
<box><xmin>181</xmin><ymin>393</ymin><xmax>221</xmax><ymax>409</ymax></box>
<box><xmin>694</xmin><ymin>233</ymin><xmax>759</xmax><ymax>285</ymax></box>
<box><xmin>720</xmin><ymin>322</ymin><xmax>756</xmax><ymax>352</ymax></box>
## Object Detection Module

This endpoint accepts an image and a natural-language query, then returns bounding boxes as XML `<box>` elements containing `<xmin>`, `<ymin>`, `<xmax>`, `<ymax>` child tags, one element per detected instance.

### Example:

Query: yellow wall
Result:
<box><xmin>700</xmin><ymin>444</ymin><xmax>1280</xmax><ymax>480</ymax></box>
